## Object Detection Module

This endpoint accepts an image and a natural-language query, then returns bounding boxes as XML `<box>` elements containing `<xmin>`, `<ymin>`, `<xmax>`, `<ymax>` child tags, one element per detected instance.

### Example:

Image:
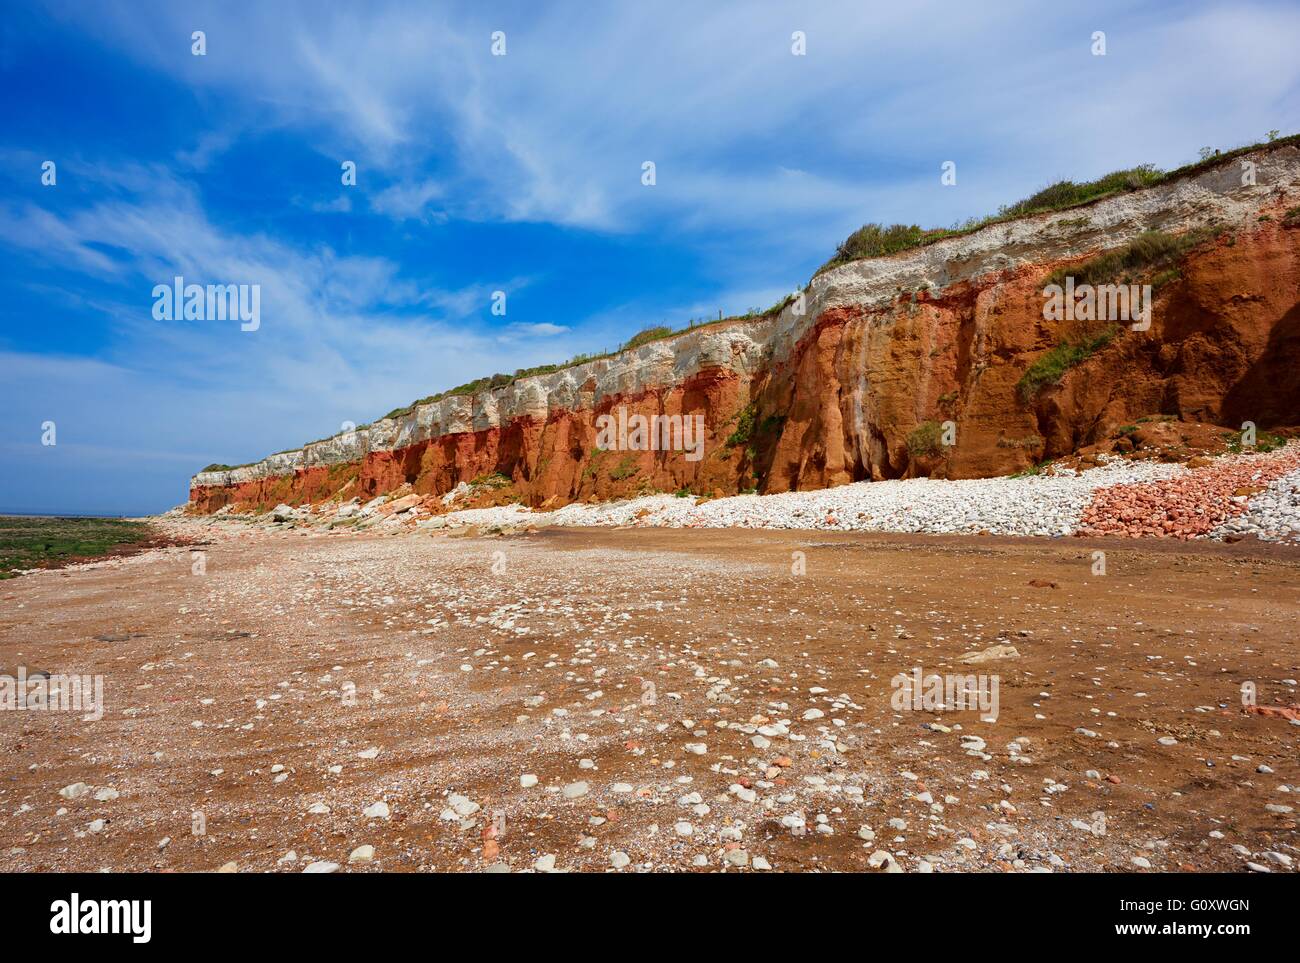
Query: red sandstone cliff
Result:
<box><xmin>190</xmin><ymin>147</ymin><xmax>1300</xmax><ymax>514</ymax></box>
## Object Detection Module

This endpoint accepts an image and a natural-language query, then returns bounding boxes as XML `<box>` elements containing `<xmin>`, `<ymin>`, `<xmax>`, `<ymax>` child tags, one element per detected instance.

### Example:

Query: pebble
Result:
<box><xmin>446</xmin><ymin>794</ymin><xmax>479</xmax><ymax>818</ymax></box>
<box><xmin>435</xmin><ymin>455</ymin><xmax>1219</xmax><ymax>538</ymax></box>
<box><xmin>1209</xmin><ymin>464</ymin><xmax>1300</xmax><ymax>542</ymax></box>
<box><xmin>1085</xmin><ymin>448</ymin><xmax>1300</xmax><ymax>540</ymax></box>
<box><xmin>867</xmin><ymin>850</ymin><xmax>899</xmax><ymax>871</ymax></box>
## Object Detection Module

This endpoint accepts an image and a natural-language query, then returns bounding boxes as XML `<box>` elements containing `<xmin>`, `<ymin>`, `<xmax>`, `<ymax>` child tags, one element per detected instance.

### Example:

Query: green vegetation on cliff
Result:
<box><xmin>817</xmin><ymin>132</ymin><xmax>1297</xmax><ymax>276</ymax></box>
<box><xmin>1043</xmin><ymin>228</ymin><xmax>1213</xmax><ymax>289</ymax></box>
<box><xmin>1017</xmin><ymin>326</ymin><xmax>1120</xmax><ymax>401</ymax></box>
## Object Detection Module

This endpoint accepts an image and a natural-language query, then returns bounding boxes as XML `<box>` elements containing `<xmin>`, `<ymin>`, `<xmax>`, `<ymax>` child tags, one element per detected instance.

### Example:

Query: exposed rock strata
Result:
<box><xmin>191</xmin><ymin>147</ymin><xmax>1300</xmax><ymax>513</ymax></box>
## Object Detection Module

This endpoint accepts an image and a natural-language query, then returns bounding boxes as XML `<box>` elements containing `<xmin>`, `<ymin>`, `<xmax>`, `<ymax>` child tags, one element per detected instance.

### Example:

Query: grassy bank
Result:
<box><xmin>0</xmin><ymin>516</ymin><xmax>156</xmax><ymax>579</ymax></box>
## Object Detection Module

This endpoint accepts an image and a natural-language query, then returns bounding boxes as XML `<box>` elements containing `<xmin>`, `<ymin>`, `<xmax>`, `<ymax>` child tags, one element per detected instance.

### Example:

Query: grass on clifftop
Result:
<box><xmin>816</xmin><ymin>132</ymin><xmax>1298</xmax><ymax>277</ymax></box>
<box><xmin>376</xmin><ymin>297</ymin><xmax>796</xmax><ymax>423</ymax></box>
<box><xmin>0</xmin><ymin>516</ymin><xmax>154</xmax><ymax>579</ymax></box>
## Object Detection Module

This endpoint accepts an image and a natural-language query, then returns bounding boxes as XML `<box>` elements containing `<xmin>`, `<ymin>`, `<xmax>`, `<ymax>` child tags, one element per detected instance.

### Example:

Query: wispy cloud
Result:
<box><xmin>7</xmin><ymin>0</ymin><xmax>1300</xmax><ymax>514</ymax></box>
<box><xmin>369</xmin><ymin>179</ymin><xmax>446</xmax><ymax>221</ymax></box>
<box><xmin>53</xmin><ymin>1</ymin><xmax>1300</xmax><ymax>236</ymax></box>
<box><xmin>0</xmin><ymin>167</ymin><xmax>559</xmax><ymax>510</ymax></box>
<box><xmin>502</xmin><ymin>321</ymin><xmax>568</xmax><ymax>338</ymax></box>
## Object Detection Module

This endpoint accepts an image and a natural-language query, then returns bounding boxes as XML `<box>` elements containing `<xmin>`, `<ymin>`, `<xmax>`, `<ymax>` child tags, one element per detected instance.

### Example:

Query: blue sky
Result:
<box><xmin>1</xmin><ymin>0</ymin><xmax>1297</xmax><ymax>515</ymax></box>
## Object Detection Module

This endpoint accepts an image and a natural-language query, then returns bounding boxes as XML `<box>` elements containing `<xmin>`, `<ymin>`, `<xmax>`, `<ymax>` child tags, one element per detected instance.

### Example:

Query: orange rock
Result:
<box><xmin>1245</xmin><ymin>704</ymin><xmax>1300</xmax><ymax>721</ymax></box>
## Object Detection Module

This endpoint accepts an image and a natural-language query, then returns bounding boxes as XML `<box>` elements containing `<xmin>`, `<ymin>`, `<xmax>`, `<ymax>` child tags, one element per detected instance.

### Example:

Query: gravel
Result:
<box><xmin>1081</xmin><ymin>446</ymin><xmax>1300</xmax><ymax>540</ymax></box>
<box><xmin>1212</xmin><ymin>467</ymin><xmax>1300</xmax><ymax>542</ymax></box>
<box><xmin>441</xmin><ymin>457</ymin><xmax>1190</xmax><ymax>537</ymax></box>
<box><xmin>186</xmin><ymin>443</ymin><xmax>1300</xmax><ymax>545</ymax></box>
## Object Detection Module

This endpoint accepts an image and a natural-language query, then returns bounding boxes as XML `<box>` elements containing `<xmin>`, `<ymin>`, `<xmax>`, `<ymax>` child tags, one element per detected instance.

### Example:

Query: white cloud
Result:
<box><xmin>307</xmin><ymin>194</ymin><xmax>353</xmax><ymax>214</ymax></box>
<box><xmin>55</xmin><ymin>0</ymin><xmax>1300</xmax><ymax>248</ymax></box>
<box><xmin>369</xmin><ymin>179</ymin><xmax>447</xmax><ymax>221</ymax></box>
<box><xmin>502</xmin><ymin>321</ymin><xmax>568</xmax><ymax>338</ymax></box>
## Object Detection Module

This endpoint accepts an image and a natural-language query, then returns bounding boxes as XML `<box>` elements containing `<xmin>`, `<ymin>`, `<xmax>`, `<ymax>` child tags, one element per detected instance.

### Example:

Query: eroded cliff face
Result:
<box><xmin>190</xmin><ymin>147</ymin><xmax>1300</xmax><ymax>513</ymax></box>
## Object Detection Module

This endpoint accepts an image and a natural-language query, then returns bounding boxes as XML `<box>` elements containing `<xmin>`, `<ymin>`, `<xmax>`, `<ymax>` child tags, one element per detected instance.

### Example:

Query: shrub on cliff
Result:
<box><xmin>1000</xmin><ymin>165</ymin><xmax>1163</xmax><ymax>218</ymax></box>
<box><xmin>1044</xmin><ymin>228</ymin><xmax>1212</xmax><ymax>290</ymax></box>
<box><xmin>726</xmin><ymin>403</ymin><xmax>758</xmax><ymax>447</ymax></box>
<box><xmin>622</xmin><ymin>326</ymin><xmax>674</xmax><ymax>351</ymax></box>
<box><xmin>838</xmin><ymin>223</ymin><xmax>930</xmax><ymax>259</ymax></box>
<box><xmin>816</xmin><ymin>223</ymin><xmax>941</xmax><ymax>274</ymax></box>
<box><xmin>906</xmin><ymin>421</ymin><xmax>944</xmax><ymax>458</ymax></box>
<box><xmin>1016</xmin><ymin>326</ymin><xmax>1119</xmax><ymax>401</ymax></box>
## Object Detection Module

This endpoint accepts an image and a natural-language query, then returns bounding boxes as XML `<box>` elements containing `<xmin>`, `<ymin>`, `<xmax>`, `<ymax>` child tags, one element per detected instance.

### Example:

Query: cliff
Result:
<box><xmin>189</xmin><ymin>145</ymin><xmax>1300</xmax><ymax>513</ymax></box>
